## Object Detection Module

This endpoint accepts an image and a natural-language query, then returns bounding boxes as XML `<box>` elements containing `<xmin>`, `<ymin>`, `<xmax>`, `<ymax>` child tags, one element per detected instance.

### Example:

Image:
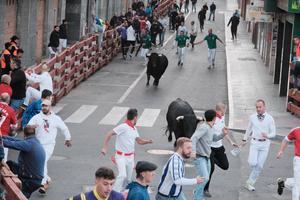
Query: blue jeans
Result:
<box><xmin>10</xmin><ymin>98</ymin><xmax>24</xmax><ymax>111</ymax></box>
<box><xmin>155</xmin><ymin>193</ymin><xmax>186</xmax><ymax>200</ymax></box>
<box><xmin>194</xmin><ymin>157</ymin><xmax>211</xmax><ymax>200</ymax></box>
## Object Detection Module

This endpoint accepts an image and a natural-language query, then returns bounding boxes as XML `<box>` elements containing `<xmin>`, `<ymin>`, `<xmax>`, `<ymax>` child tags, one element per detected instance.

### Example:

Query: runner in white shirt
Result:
<box><xmin>126</xmin><ymin>23</ymin><xmax>136</xmax><ymax>59</ymax></box>
<box><xmin>203</xmin><ymin>103</ymin><xmax>237</xmax><ymax>198</ymax></box>
<box><xmin>28</xmin><ymin>99</ymin><xmax>71</xmax><ymax>194</ymax></box>
<box><xmin>24</xmin><ymin>64</ymin><xmax>53</xmax><ymax>106</ymax></box>
<box><xmin>241</xmin><ymin>99</ymin><xmax>276</xmax><ymax>191</ymax></box>
<box><xmin>101</xmin><ymin>108</ymin><xmax>153</xmax><ymax>192</ymax></box>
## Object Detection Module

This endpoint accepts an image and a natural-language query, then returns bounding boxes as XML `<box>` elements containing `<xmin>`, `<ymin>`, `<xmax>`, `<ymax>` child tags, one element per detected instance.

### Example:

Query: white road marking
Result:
<box><xmin>65</xmin><ymin>105</ymin><xmax>98</xmax><ymax>123</ymax></box>
<box><xmin>99</xmin><ymin>106</ymin><xmax>129</xmax><ymax>125</ymax></box>
<box><xmin>117</xmin><ymin>11</ymin><xmax>192</xmax><ymax>104</ymax></box>
<box><xmin>52</xmin><ymin>104</ymin><xmax>66</xmax><ymax>114</ymax></box>
<box><xmin>136</xmin><ymin>109</ymin><xmax>160</xmax><ymax>127</ymax></box>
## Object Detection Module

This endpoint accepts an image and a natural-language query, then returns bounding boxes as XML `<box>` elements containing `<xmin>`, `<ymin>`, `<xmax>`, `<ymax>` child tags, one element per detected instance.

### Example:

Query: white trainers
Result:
<box><xmin>245</xmin><ymin>180</ymin><xmax>255</xmax><ymax>191</ymax></box>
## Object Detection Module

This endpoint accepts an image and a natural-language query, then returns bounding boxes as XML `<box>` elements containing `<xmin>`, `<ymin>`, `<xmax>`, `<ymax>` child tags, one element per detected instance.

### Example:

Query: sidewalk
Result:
<box><xmin>225</xmin><ymin>0</ymin><xmax>299</xmax><ymax>138</ymax></box>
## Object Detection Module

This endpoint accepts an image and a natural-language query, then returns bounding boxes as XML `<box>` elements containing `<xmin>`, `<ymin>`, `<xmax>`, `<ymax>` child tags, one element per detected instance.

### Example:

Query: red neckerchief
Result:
<box><xmin>216</xmin><ymin>112</ymin><xmax>222</xmax><ymax>119</ymax></box>
<box><xmin>125</xmin><ymin>120</ymin><xmax>135</xmax><ymax>129</ymax></box>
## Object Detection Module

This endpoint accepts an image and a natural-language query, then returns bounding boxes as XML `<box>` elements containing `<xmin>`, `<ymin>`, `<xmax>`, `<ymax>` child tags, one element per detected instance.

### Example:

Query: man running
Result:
<box><xmin>241</xmin><ymin>99</ymin><xmax>276</xmax><ymax>191</ymax></box>
<box><xmin>101</xmin><ymin>108</ymin><xmax>153</xmax><ymax>192</ymax></box>
<box><xmin>175</xmin><ymin>30</ymin><xmax>189</xmax><ymax>66</ymax></box>
<box><xmin>277</xmin><ymin>127</ymin><xmax>300</xmax><ymax>199</ymax></box>
<box><xmin>195</xmin><ymin>28</ymin><xmax>224</xmax><ymax>69</ymax></box>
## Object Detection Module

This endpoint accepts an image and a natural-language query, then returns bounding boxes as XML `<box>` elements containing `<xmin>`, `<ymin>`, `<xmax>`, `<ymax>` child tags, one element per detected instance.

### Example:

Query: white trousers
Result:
<box><xmin>247</xmin><ymin>140</ymin><xmax>270</xmax><ymax>184</ymax></box>
<box><xmin>141</xmin><ymin>48</ymin><xmax>149</xmax><ymax>64</ymax></box>
<box><xmin>24</xmin><ymin>87</ymin><xmax>41</xmax><ymax>106</ymax></box>
<box><xmin>284</xmin><ymin>157</ymin><xmax>300</xmax><ymax>200</ymax></box>
<box><xmin>42</xmin><ymin>144</ymin><xmax>55</xmax><ymax>185</ymax></box>
<box><xmin>113</xmin><ymin>154</ymin><xmax>134</xmax><ymax>192</ymax></box>
<box><xmin>59</xmin><ymin>39</ymin><xmax>67</xmax><ymax>52</ymax></box>
<box><xmin>178</xmin><ymin>47</ymin><xmax>185</xmax><ymax>64</ymax></box>
<box><xmin>208</xmin><ymin>48</ymin><xmax>216</xmax><ymax>66</ymax></box>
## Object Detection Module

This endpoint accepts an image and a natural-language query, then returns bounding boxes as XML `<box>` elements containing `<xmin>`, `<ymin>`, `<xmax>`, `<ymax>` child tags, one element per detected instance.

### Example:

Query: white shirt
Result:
<box><xmin>113</xmin><ymin>123</ymin><xmax>139</xmax><ymax>153</ymax></box>
<box><xmin>243</xmin><ymin>112</ymin><xmax>276</xmax><ymax>141</ymax></box>
<box><xmin>146</xmin><ymin>20</ymin><xmax>151</xmax><ymax>31</ymax></box>
<box><xmin>211</xmin><ymin>115</ymin><xmax>225</xmax><ymax>148</ymax></box>
<box><xmin>26</xmin><ymin>72</ymin><xmax>53</xmax><ymax>93</ymax></box>
<box><xmin>158</xmin><ymin>153</ymin><xmax>197</xmax><ymax>197</ymax></box>
<box><xmin>126</xmin><ymin>26</ymin><xmax>136</xmax><ymax>41</ymax></box>
<box><xmin>158</xmin><ymin>18</ymin><xmax>168</xmax><ymax>30</ymax></box>
<box><xmin>28</xmin><ymin>112</ymin><xmax>71</xmax><ymax>146</ymax></box>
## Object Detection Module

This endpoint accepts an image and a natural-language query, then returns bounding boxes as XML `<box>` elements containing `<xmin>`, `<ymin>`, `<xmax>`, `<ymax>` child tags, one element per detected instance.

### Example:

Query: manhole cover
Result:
<box><xmin>237</xmin><ymin>57</ymin><xmax>257</xmax><ymax>61</ymax></box>
<box><xmin>50</xmin><ymin>155</ymin><xmax>67</xmax><ymax>161</ymax></box>
<box><xmin>147</xmin><ymin>149</ymin><xmax>174</xmax><ymax>155</ymax></box>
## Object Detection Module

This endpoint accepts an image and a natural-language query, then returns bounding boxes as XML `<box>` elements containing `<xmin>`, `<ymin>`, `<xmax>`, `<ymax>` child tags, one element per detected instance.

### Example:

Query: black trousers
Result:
<box><xmin>125</xmin><ymin>41</ymin><xmax>136</xmax><ymax>55</ymax></box>
<box><xmin>231</xmin><ymin>26</ymin><xmax>238</xmax><ymax>39</ymax></box>
<box><xmin>204</xmin><ymin>146</ymin><xmax>229</xmax><ymax>191</ymax></box>
<box><xmin>7</xmin><ymin>161</ymin><xmax>42</xmax><ymax>198</ymax></box>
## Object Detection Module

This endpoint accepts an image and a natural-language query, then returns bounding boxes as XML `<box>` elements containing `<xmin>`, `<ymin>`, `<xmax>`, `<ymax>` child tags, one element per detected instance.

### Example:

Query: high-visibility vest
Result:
<box><xmin>0</xmin><ymin>49</ymin><xmax>11</xmax><ymax>69</ymax></box>
<box><xmin>10</xmin><ymin>42</ymin><xmax>18</xmax><ymax>56</ymax></box>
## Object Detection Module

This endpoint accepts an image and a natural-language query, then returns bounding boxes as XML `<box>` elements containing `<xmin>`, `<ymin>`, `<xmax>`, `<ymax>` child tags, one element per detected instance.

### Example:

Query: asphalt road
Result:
<box><xmin>7</xmin><ymin>0</ymin><xmax>294</xmax><ymax>199</ymax></box>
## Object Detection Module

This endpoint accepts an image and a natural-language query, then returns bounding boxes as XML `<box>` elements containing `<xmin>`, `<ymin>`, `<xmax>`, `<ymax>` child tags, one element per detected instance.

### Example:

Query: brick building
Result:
<box><xmin>0</xmin><ymin>0</ymin><xmax>135</xmax><ymax>67</ymax></box>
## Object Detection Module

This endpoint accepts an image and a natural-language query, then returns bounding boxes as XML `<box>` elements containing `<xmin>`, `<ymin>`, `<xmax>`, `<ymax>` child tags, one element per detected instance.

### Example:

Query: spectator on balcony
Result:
<box><xmin>10</xmin><ymin>59</ymin><xmax>26</xmax><ymax>111</ymax></box>
<box><xmin>24</xmin><ymin>64</ymin><xmax>53</xmax><ymax>107</ymax></box>
<box><xmin>22</xmin><ymin>89</ymin><xmax>52</xmax><ymax>129</ymax></box>
<box><xmin>9</xmin><ymin>35</ymin><xmax>19</xmax><ymax>57</ymax></box>
<box><xmin>48</xmin><ymin>25</ymin><xmax>60</xmax><ymax>57</ymax></box>
<box><xmin>3</xmin><ymin>125</ymin><xmax>45</xmax><ymax>198</ymax></box>
<box><xmin>0</xmin><ymin>75</ymin><xmax>12</xmax><ymax>98</ymax></box>
<box><xmin>59</xmin><ymin>19</ymin><xmax>68</xmax><ymax>52</ymax></box>
<box><xmin>0</xmin><ymin>93</ymin><xmax>17</xmax><ymax>161</ymax></box>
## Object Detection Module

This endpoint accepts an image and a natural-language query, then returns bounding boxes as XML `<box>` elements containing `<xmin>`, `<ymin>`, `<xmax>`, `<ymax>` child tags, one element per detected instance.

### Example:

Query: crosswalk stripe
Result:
<box><xmin>136</xmin><ymin>109</ymin><xmax>160</xmax><ymax>127</ymax></box>
<box><xmin>99</xmin><ymin>106</ymin><xmax>129</xmax><ymax>125</ymax></box>
<box><xmin>65</xmin><ymin>105</ymin><xmax>98</xmax><ymax>123</ymax></box>
<box><xmin>52</xmin><ymin>104</ymin><xmax>66</xmax><ymax>114</ymax></box>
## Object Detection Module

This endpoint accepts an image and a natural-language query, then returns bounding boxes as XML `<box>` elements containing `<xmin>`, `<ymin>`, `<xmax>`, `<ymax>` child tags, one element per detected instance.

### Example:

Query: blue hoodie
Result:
<box><xmin>126</xmin><ymin>182</ymin><xmax>150</xmax><ymax>200</ymax></box>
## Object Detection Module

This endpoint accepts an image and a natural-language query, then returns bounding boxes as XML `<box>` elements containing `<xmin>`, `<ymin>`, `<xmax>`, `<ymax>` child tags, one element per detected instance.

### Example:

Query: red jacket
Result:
<box><xmin>0</xmin><ymin>103</ymin><xmax>17</xmax><ymax>136</ymax></box>
<box><xmin>0</xmin><ymin>83</ymin><xmax>12</xmax><ymax>97</ymax></box>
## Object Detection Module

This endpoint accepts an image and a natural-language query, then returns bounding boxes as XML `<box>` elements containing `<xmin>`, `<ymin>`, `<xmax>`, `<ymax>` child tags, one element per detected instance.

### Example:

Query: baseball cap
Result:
<box><xmin>42</xmin><ymin>99</ymin><xmax>51</xmax><ymax>106</ymax></box>
<box><xmin>135</xmin><ymin>161</ymin><xmax>157</xmax><ymax>175</ymax></box>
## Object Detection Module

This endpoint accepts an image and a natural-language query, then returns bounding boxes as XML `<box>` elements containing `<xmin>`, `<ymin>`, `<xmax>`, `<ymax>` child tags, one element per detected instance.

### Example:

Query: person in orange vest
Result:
<box><xmin>0</xmin><ymin>42</ymin><xmax>13</xmax><ymax>76</ymax></box>
<box><xmin>9</xmin><ymin>35</ymin><xmax>19</xmax><ymax>57</ymax></box>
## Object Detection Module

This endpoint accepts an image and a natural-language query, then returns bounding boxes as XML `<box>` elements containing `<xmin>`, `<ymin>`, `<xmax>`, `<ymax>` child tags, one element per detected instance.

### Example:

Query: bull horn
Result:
<box><xmin>176</xmin><ymin>116</ymin><xmax>184</xmax><ymax>121</ymax></box>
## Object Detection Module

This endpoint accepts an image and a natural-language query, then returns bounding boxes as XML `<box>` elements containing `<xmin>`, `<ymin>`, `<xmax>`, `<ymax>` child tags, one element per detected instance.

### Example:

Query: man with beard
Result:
<box><xmin>28</xmin><ymin>99</ymin><xmax>72</xmax><ymax>194</ymax></box>
<box><xmin>101</xmin><ymin>108</ymin><xmax>153</xmax><ymax>192</ymax></box>
<box><xmin>156</xmin><ymin>137</ymin><xmax>204</xmax><ymax>200</ymax></box>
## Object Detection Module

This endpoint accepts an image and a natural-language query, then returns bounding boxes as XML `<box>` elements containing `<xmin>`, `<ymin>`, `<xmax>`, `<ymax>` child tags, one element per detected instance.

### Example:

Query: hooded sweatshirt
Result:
<box><xmin>126</xmin><ymin>181</ymin><xmax>150</xmax><ymax>200</ymax></box>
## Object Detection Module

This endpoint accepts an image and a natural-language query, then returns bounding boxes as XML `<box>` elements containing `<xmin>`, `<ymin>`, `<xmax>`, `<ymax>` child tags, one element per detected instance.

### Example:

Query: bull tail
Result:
<box><xmin>165</xmin><ymin>126</ymin><xmax>173</xmax><ymax>142</ymax></box>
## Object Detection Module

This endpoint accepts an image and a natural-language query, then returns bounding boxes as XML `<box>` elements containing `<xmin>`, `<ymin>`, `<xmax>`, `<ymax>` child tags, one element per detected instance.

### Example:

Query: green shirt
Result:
<box><xmin>142</xmin><ymin>34</ymin><xmax>152</xmax><ymax>49</ymax></box>
<box><xmin>204</xmin><ymin>34</ymin><xmax>219</xmax><ymax>49</ymax></box>
<box><xmin>176</xmin><ymin>35</ymin><xmax>190</xmax><ymax>48</ymax></box>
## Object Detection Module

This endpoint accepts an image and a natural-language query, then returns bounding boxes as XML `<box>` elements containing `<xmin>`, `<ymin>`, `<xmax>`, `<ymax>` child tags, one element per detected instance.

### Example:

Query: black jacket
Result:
<box><xmin>10</xmin><ymin>67</ymin><xmax>26</xmax><ymax>99</ymax></box>
<box><xmin>198</xmin><ymin>10</ymin><xmax>206</xmax><ymax>21</ymax></box>
<box><xmin>59</xmin><ymin>24</ymin><xmax>67</xmax><ymax>39</ymax></box>
<box><xmin>227</xmin><ymin>15</ymin><xmax>240</xmax><ymax>27</ymax></box>
<box><xmin>48</xmin><ymin>30</ymin><xmax>60</xmax><ymax>47</ymax></box>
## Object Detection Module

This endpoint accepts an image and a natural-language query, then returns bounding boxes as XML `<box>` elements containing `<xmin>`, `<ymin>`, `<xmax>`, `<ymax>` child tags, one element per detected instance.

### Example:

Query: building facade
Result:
<box><xmin>0</xmin><ymin>0</ymin><xmax>136</xmax><ymax>67</ymax></box>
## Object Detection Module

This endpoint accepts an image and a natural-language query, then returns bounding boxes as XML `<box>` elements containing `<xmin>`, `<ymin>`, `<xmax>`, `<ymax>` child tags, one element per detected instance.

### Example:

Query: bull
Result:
<box><xmin>146</xmin><ymin>53</ymin><xmax>168</xmax><ymax>86</ymax></box>
<box><xmin>165</xmin><ymin>98</ymin><xmax>203</xmax><ymax>146</ymax></box>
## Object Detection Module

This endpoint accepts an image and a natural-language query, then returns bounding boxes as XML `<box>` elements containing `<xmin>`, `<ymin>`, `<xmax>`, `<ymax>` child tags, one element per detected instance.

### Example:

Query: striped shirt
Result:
<box><xmin>157</xmin><ymin>153</ymin><xmax>197</xmax><ymax>197</ymax></box>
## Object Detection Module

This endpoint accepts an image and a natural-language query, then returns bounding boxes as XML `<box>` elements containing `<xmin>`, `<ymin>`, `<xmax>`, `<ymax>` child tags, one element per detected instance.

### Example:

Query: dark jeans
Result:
<box><xmin>151</xmin><ymin>33</ymin><xmax>158</xmax><ymax>45</ymax></box>
<box><xmin>121</xmin><ymin>38</ymin><xmax>127</xmax><ymax>57</ymax></box>
<box><xmin>7</xmin><ymin>161</ymin><xmax>42</xmax><ymax>198</ymax></box>
<box><xmin>190</xmin><ymin>34</ymin><xmax>197</xmax><ymax>47</ymax></box>
<box><xmin>204</xmin><ymin>146</ymin><xmax>229</xmax><ymax>191</ymax></box>
<box><xmin>125</xmin><ymin>41</ymin><xmax>136</xmax><ymax>55</ymax></box>
<box><xmin>199</xmin><ymin>20</ymin><xmax>204</xmax><ymax>32</ymax></box>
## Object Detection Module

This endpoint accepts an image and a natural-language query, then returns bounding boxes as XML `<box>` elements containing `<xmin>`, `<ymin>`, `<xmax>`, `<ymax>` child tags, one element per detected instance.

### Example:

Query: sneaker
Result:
<box><xmin>204</xmin><ymin>190</ymin><xmax>212</xmax><ymax>198</ymax></box>
<box><xmin>245</xmin><ymin>181</ymin><xmax>255</xmax><ymax>191</ymax></box>
<box><xmin>178</xmin><ymin>61</ymin><xmax>181</xmax><ymax>66</ymax></box>
<box><xmin>39</xmin><ymin>181</ymin><xmax>50</xmax><ymax>194</ymax></box>
<box><xmin>277</xmin><ymin>178</ymin><xmax>284</xmax><ymax>195</ymax></box>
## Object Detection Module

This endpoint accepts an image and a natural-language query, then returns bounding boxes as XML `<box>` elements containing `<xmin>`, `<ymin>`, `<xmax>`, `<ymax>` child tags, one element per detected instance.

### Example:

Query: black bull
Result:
<box><xmin>146</xmin><ymin>53</ymin><xmax>168</xmax><ymax>86</ymax></box>
<box><xmin>165</xmin><ymin>98</ymin><xmax>203</xmax><ymax>146</ymax></box>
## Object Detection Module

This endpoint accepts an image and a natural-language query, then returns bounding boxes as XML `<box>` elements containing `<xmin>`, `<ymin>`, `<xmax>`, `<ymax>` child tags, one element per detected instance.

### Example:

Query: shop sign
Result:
<box><xmin>246</xmin><ymin>5</ymin><xmax>274</xmax><ymax>22</ymax></box>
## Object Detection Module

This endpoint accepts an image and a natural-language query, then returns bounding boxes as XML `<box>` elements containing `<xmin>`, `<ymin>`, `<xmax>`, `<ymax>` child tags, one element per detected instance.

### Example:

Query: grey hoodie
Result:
<box><xmin>191</xmin><ymin>122</ymin><xmax>225</xmax><ymax>158</ymax></box>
